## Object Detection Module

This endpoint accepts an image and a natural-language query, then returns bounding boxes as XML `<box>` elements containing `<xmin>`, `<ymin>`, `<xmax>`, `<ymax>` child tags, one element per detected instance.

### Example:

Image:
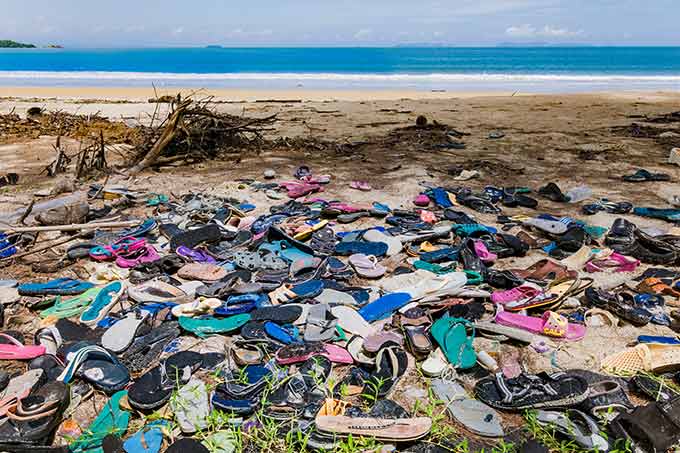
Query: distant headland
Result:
<box><xmin>0</xmin><ymin>40</ymin><xmax>36</xmax><ymax>48</ymax></box>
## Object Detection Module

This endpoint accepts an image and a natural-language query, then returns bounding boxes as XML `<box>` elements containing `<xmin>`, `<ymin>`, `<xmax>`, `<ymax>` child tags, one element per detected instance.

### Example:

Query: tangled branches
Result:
<box><xmin>129</xmin><ymin>96</ymin><xmax>277</xmax><ymax>173</ymax></box>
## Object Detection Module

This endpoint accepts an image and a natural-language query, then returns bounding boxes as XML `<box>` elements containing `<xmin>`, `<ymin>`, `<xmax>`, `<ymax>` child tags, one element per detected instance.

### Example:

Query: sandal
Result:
<box><xmin>475</xmin><ymin>371</ymin><xmax>589</xmax><ymax>410</ymax></box>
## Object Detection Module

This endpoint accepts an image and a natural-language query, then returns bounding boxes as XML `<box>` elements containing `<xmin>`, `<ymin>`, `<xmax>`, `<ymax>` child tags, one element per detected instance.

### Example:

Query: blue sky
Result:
<box><xmin>2</xmin><ymin>0</ymin><xmax>679</xmax><ymax>47</ymax></box>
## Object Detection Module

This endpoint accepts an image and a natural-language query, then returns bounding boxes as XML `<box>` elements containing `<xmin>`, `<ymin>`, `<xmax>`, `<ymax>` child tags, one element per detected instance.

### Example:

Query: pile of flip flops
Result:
<box><xmin>2</xmin><ymin>165</ymin><xmax>680</xmax><ymax>453</ymax></box>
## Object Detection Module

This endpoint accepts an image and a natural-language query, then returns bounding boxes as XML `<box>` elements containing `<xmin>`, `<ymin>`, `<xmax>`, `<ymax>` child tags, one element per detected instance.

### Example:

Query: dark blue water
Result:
<box><xmin>0</xmin><ymin>47</ymin><xmax>678</xmax><ymax>92</ymax></box>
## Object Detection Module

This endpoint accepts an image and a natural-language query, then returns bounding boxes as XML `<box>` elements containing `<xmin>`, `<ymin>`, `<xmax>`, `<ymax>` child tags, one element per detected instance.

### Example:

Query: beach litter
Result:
<box><xmin>1</xmin><ymin>105</ymin><xmax>680</xmax><ymax>452</ymax></box>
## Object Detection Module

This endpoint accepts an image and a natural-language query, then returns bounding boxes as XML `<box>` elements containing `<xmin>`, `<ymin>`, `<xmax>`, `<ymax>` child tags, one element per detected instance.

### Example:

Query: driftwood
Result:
<box><xmin>130</xmin><ymin>99</ymin><xmax>192</xmax><ymax>174</ymax></box>
<box><xmin>3</xmin><ymin>220</ymin><xmax>141</xmax><ymax>234</ymax></box>
<box><xmin>43</xmin><ymin>136</ymin><xmax>71</xmax><ymax>176</ymax></box>
<box><xmin>0</xmin><ymin>233</ymin><xmax>85</xmax><ymax>262</ymax></box>
<box><xmin>129</xmin><ymin>95</ymin><xmax>277</xmax><ymax>173</ymax></box>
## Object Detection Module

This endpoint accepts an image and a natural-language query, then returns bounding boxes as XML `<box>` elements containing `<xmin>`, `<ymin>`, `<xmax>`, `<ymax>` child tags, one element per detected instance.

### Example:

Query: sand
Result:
<box><xmin>1</xmin><ymin>86</ymin><xmax>680</xmax><ymax>446</ymax></box>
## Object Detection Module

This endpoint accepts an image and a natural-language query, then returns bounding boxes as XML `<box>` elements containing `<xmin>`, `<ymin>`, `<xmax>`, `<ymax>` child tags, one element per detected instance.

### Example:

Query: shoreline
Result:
<box><xmin>1</xmin><ymin>86</ymin><xmax>680</xmax><ymax>102</ymax></box>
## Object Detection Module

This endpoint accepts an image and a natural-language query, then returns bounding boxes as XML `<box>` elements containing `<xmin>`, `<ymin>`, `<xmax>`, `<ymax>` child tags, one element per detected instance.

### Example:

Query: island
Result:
<box><xmin>0</xmin><ymin>40</ymin><xmax>36</xmax><ymax>48</ymax></box>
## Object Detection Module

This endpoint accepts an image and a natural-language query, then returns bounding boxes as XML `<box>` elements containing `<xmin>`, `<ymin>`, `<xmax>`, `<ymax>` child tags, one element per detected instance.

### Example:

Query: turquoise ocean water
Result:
<box><xmin>0</xmin><ymin>47</ymin><xmax>679</xmax><ymax>92</ymax></box>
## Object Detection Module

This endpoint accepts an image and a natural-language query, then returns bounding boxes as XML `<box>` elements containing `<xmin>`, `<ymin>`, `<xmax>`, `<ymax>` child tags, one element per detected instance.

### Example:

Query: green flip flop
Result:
<box><xmin>413</xmin><ymin>260</ymin><xmax>456</xmax><ymax>275</ymax></box>
<box><xmin>178</xmin><ymin>314</ymin><xmax>251</xmax><ymax>337</ymax></box>
<box><xmin>40</xmin><ymin>286</ymin><xmax>102</xmax><ymax>319</ymax></box>
<box><xmin>70</xmin><ymin>390</ymin><xmax>130</xmax><ymax>453</ymax></box>
<box><xmin>431</xmin><ymin>316</ymin><xmax>476</xmax><ymax>370</ymax></box>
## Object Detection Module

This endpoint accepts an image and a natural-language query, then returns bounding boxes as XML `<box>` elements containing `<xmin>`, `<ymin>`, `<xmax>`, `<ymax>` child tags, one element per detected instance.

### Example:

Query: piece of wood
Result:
<box><xmin>129</xmin><ymin>99</ymin><xmax>192</xmax><ymax>174</ymax></box>
<box><xmin>18</xmin><ymin>198</ymin><xmax>35</xmax><ymax>225</ymax></box>
<box><xmin>0</xmin><ymin>233</ymin><xmax>84</xmax><ymax>262</ymax></box>
<box><xmin>2</xmin><ymin>220</ymin><xmax>140</xmax><ymax>234</ymax></box>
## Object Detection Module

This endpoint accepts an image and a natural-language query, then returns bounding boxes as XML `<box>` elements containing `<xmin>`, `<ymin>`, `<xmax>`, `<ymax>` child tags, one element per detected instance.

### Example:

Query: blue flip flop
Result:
<box><xmin>427</xmin><ymin>187</ymin><xmax>454</xmax><ymax>208</ymax></box>
<box><xmin>80</xmin><ymin>281</ymin><xmax>125</xmax><ymax>326</ymax></box>
<box><xmin>358</xmin><ymin>292</ymin><xmax>412</xmax><ymax>322</ymax></box>
<box><xmin>259</xmin><ymin>240</ymin><xmax>313</xmax><ymax>263</ymax></box>
<box><xmin>214</xmin><ymin>294</ymin><xmax>264</xmax><ymax>316</ymax></box>
<box><xmin>18</xmin><ymin>278</ymin><xmax>94</xmax><ymax>296</ymax></box>
<box><xmin>119</xmin><ymin>219</ymin><xmax>157</xmax><ymax>238</ymax></box>
<box><xmin>335</xmin><ymin>241</ymin><xmax>388</xmax><ymax>257</ymax></box>
<box><xmin>264</xmin><ymin>322</ymin><xmax>300</xmax><ymax>344</ymax></box>
<box><xmin>123</xmin><ymin>420</ymin><xmax>169</xmax><ymax>453</ymax></box>
<box><xmin>638</xmin><ymin>335</ymin><xmax>680</xmax><ymax>345</ymax></box>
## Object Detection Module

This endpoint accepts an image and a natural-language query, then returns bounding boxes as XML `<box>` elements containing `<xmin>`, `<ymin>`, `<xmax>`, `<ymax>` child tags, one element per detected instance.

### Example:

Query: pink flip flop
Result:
<box><xmin>350</xmin><ymin>181</ymin><xmax>372</xmax><ymax>191</ymax></box>
<box><xmin>490</xmin><ymin>284</ymin><xmax>543</xmax><ymax>305</ymax></box>
<box><xmin>0</xmin><ymin>333</ymin><xmax>46</xmax><ymax>360</ymax></box>
<box><xmin>326</xmin><ymin>202</ymin><xmax>365</xmax><ymax>214</ymax></box>
<box><xmin>363</xmin><ymin>331</ymin><xmax>404</xmax><ymax>353</ymax></box>
<box><xmin>413</xmin><ymin>194</ymin><xmax>430</xmax><ymax>207</ymax></box>
<box><xmin>276</xmin><ymin>343</ymin><xmax>353</xmax><ymax>365</ymax></box>
<box><xmin>474</xmin><ymin>240</ymin><xmax>498</xmax><ymax>262</ymax></box>
<box><xmin>280</xmin><ymin>181</ymin><xmax>323</xmax><ymax>199</ymax></box>
<box><xmin>115</xmin><ymin>244</ymin><xmax>160</xmax><ymax>268</ymax></box>
<box><xmin>495</xmin><ymin>311</ymin><xmax>585</xmax><ymax>341</ymax></box>
<box><xmin>89</xmin><ymin>236</ymin><xmax>145</xmax><ymax>261</ymax></box>
<box><xmin>349</xmin><ymin>254</ymin><xmax>386</xmax><ymax>279</ymax></box>
<box><xmin>585</xmin><ymin>252</ymin><xmax>640</xmax><ymax>273</ymax></box>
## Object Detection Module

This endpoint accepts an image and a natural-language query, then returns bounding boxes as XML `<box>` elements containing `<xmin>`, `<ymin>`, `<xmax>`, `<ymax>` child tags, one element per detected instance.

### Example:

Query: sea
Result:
<box><xmin>0</xmin><ymin>47</ymin><xmax>679</xmax><ymax>93</ymax></box>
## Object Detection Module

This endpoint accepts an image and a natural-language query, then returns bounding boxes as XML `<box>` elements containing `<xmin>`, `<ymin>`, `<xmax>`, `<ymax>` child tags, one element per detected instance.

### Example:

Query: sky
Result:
<box><xmin>2</xmin><ymin>0</ymin><xmax>679</xmax><ymax>47</ymax></box>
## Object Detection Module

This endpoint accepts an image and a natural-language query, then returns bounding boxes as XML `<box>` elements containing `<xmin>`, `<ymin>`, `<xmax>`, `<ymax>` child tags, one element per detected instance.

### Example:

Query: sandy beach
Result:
<box><xmin>2</xmin><ymin>86</ymin><xmax>680</xmax><ymax>450</ymax></box>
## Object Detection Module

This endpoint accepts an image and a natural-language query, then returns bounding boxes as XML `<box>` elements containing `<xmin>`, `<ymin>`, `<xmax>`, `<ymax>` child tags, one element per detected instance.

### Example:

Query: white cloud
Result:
<box><xmin>353</xmin><ymin>28</ymin><xmax>372</xmax><ymax>40</ymax></box>
<box><xmin>506</xmin><ymin>24</ymin><xmax>583</xmax><ymax>39</ymax></box>
<box><xmin>172</xmin><ymin>26</ymin><xmax>184</xmax><ymax>35</ymax></box>
<box><xmin>227</xmin><ymin>28</ymin><xmax>273</xmax><ymax>38</ymax></box>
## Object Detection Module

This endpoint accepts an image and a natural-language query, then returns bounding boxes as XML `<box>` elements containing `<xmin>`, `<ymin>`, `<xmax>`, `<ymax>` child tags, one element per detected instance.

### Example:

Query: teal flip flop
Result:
<box><xmin>40</xmin><ymin>286</ymin><xmax>102</xmax><ymax>319</ymax></box>
<box><xmin>431</xmin><ymin>316</ymin><xmax>476</xmax><ymax>370</ymax></box>
<box><xmin>179</xmin><ymin>314</ymin><xmax>251</xmax><ymax>337</ymax></box>
<box><xmin>70</xmin><ymin>390</ymin><xmax>130</xmax><ymax>453</ymax></box>
<box><xmin>79</xmin><ymin>281</ymin><xmax>125</xmax><ymax>326</ymax></box>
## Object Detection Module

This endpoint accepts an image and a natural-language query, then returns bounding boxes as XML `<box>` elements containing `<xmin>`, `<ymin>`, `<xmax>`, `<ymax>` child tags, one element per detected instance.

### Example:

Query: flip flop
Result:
<box><xmin>431</xmin><ymin>378</ymin><xmax>504</xmax><ymax>437</ymax></box>
<box><xmin>348</xmin><ymin>254</ymin><xmax>386</xmax><ymax>278</ymax></box>
<box><xmin>276</xmin><ymin>343</ymin><xmax>353</xmax><ymax>365</ymax></box>
<box><xmin>315</xmin><ymin>415</ymin><xmax>432</xmax><ymax>441</ymax></box>
<box><xmin>535</xmin><ymin>409</ymin><xmax>608</xmax><ymax>451</ymax></box>
<box><xmin>40</xmin><ymin>287</ymin><xmax>102</xmax><ymax>319</ymax></box>
<box><xmin>431</xmin><ymin>316</ymin><xmax>476</xmax><ymax>369</ymax></box>
<box><xmin>122</xmin><ymin>420</ymin><xmax>169</xmax><ymax>453</ymax></box>
<box><xmin>58</xmin><ymin>344</ymin><xmax>130</xmax><ymax>393</ymax></box>
<box><xmin>363</xmin><ymin>228</ymin><xmax>402</xmax><ymax>256</ymax></box>
<box><xmin>0</xmin><ymin>381</ymin><xmax>70</xmax><ymax>449</ymax></box>
<box><xmin>0</xmin><ymin>369</ymin><xmax>44</xmax><ymax>417</ymax></box>
<box><xmin>331</xmin><ymin>305</ymin><xmax>376</xmax><ymax>338</ymax></box>
<box><xmin>335</xmin><ymin>241</ymin><xmax>388</xmax><ymax>257</ymax></box>
<box><xmin>169</xmin><ymin>224</ymin><xmax>222</xmax><ymax>251</ymax></box>
<box><xmin>304</xmin><ymin>304</ymin><xmax>338</xmax><ymax>342</ymax></box>
<box><xmin>171</xmin><ymin>298</ymin><xmax>222</xmax><ymax>318</ymax></box>
<box><xmin>101</xmin><ymin>312</ymin><xmax>148</xmax><ymax>353</ymax></box>
<box><xmin>176</xmin><ymin>246</ymin><xmax>216</xmax><ymax>264</ymax></box>
<box><xmin>0</xmin><ymin>333</ymin><xmax>46</xmax><ymax>360</ymax></box>
<box><xmin>363</xmin><ymin>331</ymin><xmax>404</xmax><ymax>353</ymax></box>
<box><xmin>358</xmin><ymin>293</ymin><xmax>411</xmax><ymax>322</ymax></box>
<box><xmin>495</xmin><ymin>311</ymin><xmax>586</xmax><ymax>341</ymax></box>
<box><xmin>171</xmin><ymin>378</ymin><xmax>209</xmax><ymax>434</ymax></box>
<box><xmin>79</xmin><ymin>281</ymin><xmax>125</xmax><ymax>326</ymax></box>
<box><xmin>178</xmin><ymin>314</ymin><xmax>251</xmax><ymax>337</ymax></box>
<box><xmin>18</xmin><ymin>278</ymin><xmax>94</xmax><ymax>297</ymax></box>
<box><xmin>127</xmin><ymin>280</ymin><xmax>190</xmax><ymax>304</ymax></box>
<box><xmin>346</xmin><ymin>336</ymin><xmax>375</xmax><ymax>365</ymax></box>
<box><xmin>177</xmin><ymin>263</ymin><xmax>228</xmax><ymax>281</ymax></box>
<box><xmin>70</xmin><ymin>390</ymin><xmax>130</xmax><ymax>453</ymax></box>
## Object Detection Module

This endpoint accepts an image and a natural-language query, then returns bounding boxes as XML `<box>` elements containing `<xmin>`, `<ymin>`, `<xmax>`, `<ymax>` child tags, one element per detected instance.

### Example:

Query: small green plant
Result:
<box><xmin>335</xmin><ymin>433</ymin><xmax>382</xmax><ymax>453</ymax></box>
<box><xmin>360</xmin><ymin>377</ymin><xmax>386</xmax><ymax>404</ymax></box>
